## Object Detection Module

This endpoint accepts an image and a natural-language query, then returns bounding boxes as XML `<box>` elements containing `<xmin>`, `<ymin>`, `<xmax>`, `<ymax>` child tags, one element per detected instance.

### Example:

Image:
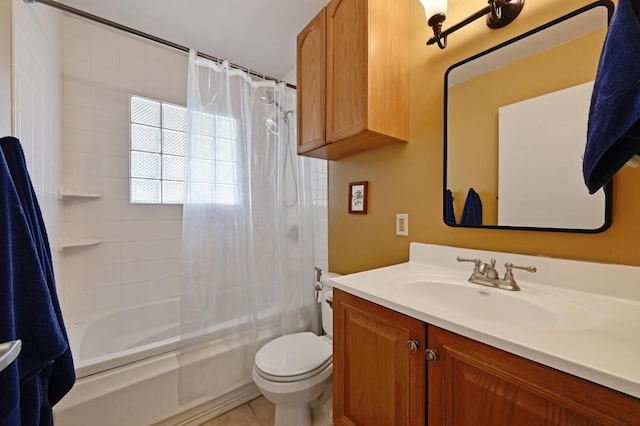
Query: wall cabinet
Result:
<box><xmin>296</xmin><ymin>0</ymin><xmax>408</xmax><ymax>161</ymax></box>
<box><xmin>333</xmin><ymin>289</ymin><xmax>425</xmax><ymax>425</ymax></box>
<box><xmin>334</xmin><ymin>289</ymin><xmax>640</xmax><ymax>426</ymax></box>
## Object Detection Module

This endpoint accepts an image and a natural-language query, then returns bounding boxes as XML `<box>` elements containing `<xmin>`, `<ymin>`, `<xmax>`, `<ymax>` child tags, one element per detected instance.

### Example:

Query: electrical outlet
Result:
<box><xmin>396</xmin><ymin>214</ymin><xmax>409</xmax><ymax>236</ymax></box>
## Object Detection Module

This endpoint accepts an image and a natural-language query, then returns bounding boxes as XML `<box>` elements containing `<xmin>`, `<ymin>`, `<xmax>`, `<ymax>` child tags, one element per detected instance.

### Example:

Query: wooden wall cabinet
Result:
<box><xmin>333</xmin><ymin>289</ymin><xmax>425</xmax><ymax>425</ymax></box>
<box><xmin>334</xmin><ymin>290</ymin><xmax>640</xmax><ymax>425</ymax></box>
<box><xmin>296</xmin><ymin>0</ymin><xmax>408</xmax><ymax>161</ymax></box>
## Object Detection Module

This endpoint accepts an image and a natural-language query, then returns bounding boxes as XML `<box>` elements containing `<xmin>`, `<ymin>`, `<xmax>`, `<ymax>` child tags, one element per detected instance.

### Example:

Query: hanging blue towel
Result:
<box><xmin>0</xmin><ymin>137</ymin><xmax>75</xmax><ymax>425</ymax></box>
<box><xmin>444</xmin><ymin>189</ymin><xmax>456</xmax><ymax>224</ymax></box>
<box><xmin>461</xmin><ymin>188</ymin><xmax>483</xmax><ymax>226</ymax></box>
<box><xmin>583</xmin><ymin>0</ymin><xmax>640</xmax><ymax>194</ymax></box>
<box><xmin>0</xmin><ymin>151</ymin><xmax>26</xmax><ymax>425</ymax></box>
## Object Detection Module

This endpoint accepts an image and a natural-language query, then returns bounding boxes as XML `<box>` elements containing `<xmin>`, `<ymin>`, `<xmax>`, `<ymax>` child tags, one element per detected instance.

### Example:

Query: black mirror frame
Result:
<box><xmin>443</xmin><ymin>0</ymin><xmax>614</xmax><ymax>234</ymax></box>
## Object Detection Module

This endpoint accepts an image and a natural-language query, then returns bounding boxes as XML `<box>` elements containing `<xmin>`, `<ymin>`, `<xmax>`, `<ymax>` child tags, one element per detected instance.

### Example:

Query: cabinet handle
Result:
<box><xmin>325</xmin><ymin>296</ymin><xmax>333</xmax><ymax>308</ymax></box>
<box><xmin>425</xmin><ymin>348</ymin><xmax>439</xmax><ymax>362</ymax></box>
<box><xmin>406</xmin><ymin>340</ymin><xmax>420</xmax><ymax>353</ymax></box>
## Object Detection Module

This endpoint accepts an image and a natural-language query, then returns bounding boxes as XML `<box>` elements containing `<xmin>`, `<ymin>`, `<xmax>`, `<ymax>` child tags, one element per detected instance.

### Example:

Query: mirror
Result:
<box><xmin>444</xmin><ymin>0</ymin><xmax>613</xmax><ymax>232</ymax></box>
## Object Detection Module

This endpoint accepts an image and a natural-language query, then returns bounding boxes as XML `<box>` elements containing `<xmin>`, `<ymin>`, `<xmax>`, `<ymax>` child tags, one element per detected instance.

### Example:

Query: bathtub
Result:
<box><xmin>53</xmin><ymin>298</ymin><xmax>287</xmax><ymax>426</ymax></box>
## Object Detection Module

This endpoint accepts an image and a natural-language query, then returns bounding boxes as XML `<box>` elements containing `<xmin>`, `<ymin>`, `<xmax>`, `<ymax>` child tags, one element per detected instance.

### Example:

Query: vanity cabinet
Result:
<box><xmin>333</xmin><ymin>288</ymin><xmax>425</xmax><ymax>425</ymax></box>
<box><xmin>428</xmin><ymin>326</ymin><xmax>640</xmax><ymax>425</ymax></box>
<box><xmin>296</xmin><ymin>0</ymin><xmax>408</xmax><ymax>161</ymax></box>
<box><xmin>334</xmin><ymin>289</ymin><xmax>640</xmax><ymax>426</ymax></box>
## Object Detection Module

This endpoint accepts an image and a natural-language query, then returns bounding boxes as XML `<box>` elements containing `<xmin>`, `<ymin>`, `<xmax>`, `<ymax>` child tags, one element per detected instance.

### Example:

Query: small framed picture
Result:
<box><xmin>348</xmin><ymin>181</ymin><xmax>368</xmax><ymax>214</ymax></box>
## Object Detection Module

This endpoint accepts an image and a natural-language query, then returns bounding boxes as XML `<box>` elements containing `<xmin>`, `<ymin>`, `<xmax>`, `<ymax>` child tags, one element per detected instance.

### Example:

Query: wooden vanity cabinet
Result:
<box><xmin>333</xmin><ymin>288</ymin><xmax>425</xmax><ymax>425</ymax></box>
<box><xmin>428</xmin><ymin>326</ymin><xmax>640</xmax><ymax>425</ymax></box>
<box><xmin>334</xmin><ymin>289</ymin><xmax>640</xmax><ymax>425</ymax></box>
<box><xmin>296</xmin><ymin>0</ymin><xmax>408</xmax><ymax>161</ymax></box>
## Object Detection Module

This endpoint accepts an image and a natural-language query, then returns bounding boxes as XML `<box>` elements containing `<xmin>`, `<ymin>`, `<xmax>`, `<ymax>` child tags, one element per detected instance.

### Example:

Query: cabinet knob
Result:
<box><xmin>406</xmin><ymin>340</ymin><xmax>420</xmax><ymax>353</ymax></box>
<box><xmin>425</xmin><ymin>348</ymin><xmax>439</xmax><ymax>362</ymax></box>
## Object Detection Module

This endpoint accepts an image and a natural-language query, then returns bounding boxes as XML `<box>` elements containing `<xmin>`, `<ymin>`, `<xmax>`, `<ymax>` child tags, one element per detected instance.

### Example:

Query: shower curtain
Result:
<box><xmin>178</xmin><ymin>50</ymin><xmax>317</xmax><ymax>402</ymax></box>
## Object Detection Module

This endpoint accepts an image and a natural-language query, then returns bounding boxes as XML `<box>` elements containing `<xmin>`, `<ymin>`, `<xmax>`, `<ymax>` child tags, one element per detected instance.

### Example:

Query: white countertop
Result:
<box><xmin>329</xmin><ymin>243</ymin><xmax>640</xmax><ymax>399</ymax></box>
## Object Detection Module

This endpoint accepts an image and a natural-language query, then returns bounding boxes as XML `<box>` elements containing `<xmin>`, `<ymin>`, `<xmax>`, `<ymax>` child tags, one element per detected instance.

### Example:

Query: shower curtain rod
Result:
<box><xmin>23</xmin><ymin>0</ymin><xmax>297</xmax><ymax>89</ymax></box>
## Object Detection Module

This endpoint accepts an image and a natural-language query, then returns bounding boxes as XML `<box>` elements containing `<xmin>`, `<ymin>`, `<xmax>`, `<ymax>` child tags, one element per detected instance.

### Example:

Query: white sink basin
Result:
<box><xmin>401</xmin><ymin>278</ymin><xmax>601</xmax><ymax>329</ymax></box>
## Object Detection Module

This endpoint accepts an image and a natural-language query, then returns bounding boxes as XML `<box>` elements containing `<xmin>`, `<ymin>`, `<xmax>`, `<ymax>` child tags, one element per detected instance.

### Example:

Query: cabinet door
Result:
<box><xmin>334</xmin><ymin>289</ymin><xmax>425</xmax><ymax>426</ymax></box>
<box><xmin>428</xmin><ymin>326</ymin><xmax>640</xmax><ymax>425</ymax></box>
<box><xmin>326</xmin><ymin>0</ymin><xmax>368</xmax><ymax>142</ymax></box>
<box><xmin>297</xmin><ymin>8</ymin><xmax>326</xmax><ymax>154</ymax></box>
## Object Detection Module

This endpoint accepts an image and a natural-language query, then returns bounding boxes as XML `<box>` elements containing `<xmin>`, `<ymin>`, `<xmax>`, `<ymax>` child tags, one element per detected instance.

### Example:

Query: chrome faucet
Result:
<box><xmin>457</xmin><ymin>256</ymin><xmax>537</xmax><ymax>291</ymax></box>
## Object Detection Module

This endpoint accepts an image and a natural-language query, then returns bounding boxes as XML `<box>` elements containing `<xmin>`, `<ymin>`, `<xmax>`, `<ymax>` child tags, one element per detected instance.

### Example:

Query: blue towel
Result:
<box><xmin>583</xmin><ymin>0</ymin><xmax>640</xmax><ymax>194</ymax></box>
<box><xmin>444</xmin><ymin>189</ymin><xmax>456</xmax><ymax>224</ymax></box>
<box><xmin>0</xmin><ymin>151</ymin><xmax>25</xmax><ymax>425</ymax></box>
<box><xmin>0</xmin><ymin>137</ymin><xmax>75</xmax><ymax>425</ymax></box>
<box><xmin>461</xmin><ymin>188</ymin><xmax>483</xmax><ymax>225</ymax></box>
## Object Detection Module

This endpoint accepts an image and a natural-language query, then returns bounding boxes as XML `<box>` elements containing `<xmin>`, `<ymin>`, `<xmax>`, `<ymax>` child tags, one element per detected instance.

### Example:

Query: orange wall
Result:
<box><xmin>329</xmin><ymin>0</ymin><xmax>640</xmax><ymax>274</ymax></box>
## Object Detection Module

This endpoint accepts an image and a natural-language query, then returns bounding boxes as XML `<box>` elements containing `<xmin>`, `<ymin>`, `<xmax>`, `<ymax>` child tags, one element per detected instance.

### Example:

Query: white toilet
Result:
<box><xmin>252</xmin><ymin>273</ymin><xmax>337</xmax><ymax>426</ymax></box>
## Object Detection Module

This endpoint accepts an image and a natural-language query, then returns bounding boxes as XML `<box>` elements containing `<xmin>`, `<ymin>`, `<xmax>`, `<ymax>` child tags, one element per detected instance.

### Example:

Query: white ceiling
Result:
<box><xmin>58</xmin><ymin>0</ymin><xmax>330</xmax><ymax>80</ymax></box>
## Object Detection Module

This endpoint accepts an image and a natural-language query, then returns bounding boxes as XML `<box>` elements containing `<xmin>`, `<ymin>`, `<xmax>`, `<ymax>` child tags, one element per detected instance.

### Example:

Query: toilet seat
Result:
<box><xmin>255</xmin><ymin>332</ymin><xmax>332</xmax><ymax>383</ymax></box>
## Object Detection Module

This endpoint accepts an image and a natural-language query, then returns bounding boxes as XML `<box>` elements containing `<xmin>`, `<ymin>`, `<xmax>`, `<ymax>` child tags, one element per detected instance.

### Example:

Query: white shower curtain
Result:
<box><xmin>178</xmin><ymin>50</ymin><xmax>318</xmax><ymax>402</ymax></box>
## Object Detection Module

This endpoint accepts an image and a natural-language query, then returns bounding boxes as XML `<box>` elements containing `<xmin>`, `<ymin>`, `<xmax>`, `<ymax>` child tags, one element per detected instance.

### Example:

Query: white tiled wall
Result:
<box><xmin>285</xmin><ymin>65</ymin><xmax>329</xmax><ymax>275</ymax></box>
<box><xmin>61</xmin><ymin>16</ymin><xmax>187</xmax><ymax>316</ymax></box>
<box><xmin>311</xmin><ymin>159</ymin><xmax>328</xmax><ymax>274</ymax></box>
<box><xmin>1</xmin><ymin>0</ymin><xmax>11</xmax><ymax>138</ymax></box>
<box><xmin>60</xmin><ymin>16</ymin><xmax>328</xmax><ymax>318</ymax></box>
<box><xmin>11</xmin><ymin>0</ymin><xmax>63</xmax><ymax>292</ymax></box>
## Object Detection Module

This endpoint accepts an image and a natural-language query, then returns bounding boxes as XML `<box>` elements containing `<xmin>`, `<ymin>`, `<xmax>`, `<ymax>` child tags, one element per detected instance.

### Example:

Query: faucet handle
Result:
<box><xmin>504</xmin><ymin>262</ymin><xmax>537</xmax><ymax>278</ymax></box>
<box><xmin>456</xmin><ymin>256</ymin><xmax>482</xmax><ymax>266</ymax></box>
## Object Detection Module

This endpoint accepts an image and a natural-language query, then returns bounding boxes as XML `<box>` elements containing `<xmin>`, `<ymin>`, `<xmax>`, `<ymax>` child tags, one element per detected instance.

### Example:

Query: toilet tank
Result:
<box><xmin>321</xmin><ymin>273</ymin><xmax>340</xmax><ymax>339</ymax></box>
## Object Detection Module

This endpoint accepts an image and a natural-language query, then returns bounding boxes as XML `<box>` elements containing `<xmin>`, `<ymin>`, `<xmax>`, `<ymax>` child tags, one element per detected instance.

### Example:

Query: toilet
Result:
<box><xmin>252</xmin><ymin>273</ymin><xmax>337</xmax><ymax>426</ymax></box>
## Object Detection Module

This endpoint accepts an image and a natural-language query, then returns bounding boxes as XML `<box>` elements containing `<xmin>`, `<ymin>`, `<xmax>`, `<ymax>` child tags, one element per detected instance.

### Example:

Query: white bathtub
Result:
<box><xmin>53</xmin><ymin>298</ymin><xmax>284</xmax><ymax>426</ymax></box>
<box><xmin>66</xmin><ymin>298</ymin><xmax>182</xmax><ymax>379</ymax></box>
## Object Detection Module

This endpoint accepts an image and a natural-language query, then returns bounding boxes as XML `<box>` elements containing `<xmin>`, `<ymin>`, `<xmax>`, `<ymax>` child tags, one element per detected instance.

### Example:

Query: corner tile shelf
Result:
<box><xmin>58</xmin><ymin>187</ymin><xmax>102</xmax><ymax>200</ymax></box>
<box><xmin>57</xmin><ymin>188</ymin><xmax>103</xmax><ymax>251</ymax></box>
<box><xmin>58</xmin><ymin>236</ymin><xmax>103</xmax><ymax>251</ymax></box>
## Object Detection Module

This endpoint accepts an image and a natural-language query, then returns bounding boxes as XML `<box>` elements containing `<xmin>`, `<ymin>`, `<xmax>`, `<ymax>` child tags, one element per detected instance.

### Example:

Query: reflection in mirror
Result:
<box><xmin>444</xmin><ymin>0</ymin><xmax>613</xmax><ymax>232</ymax></box>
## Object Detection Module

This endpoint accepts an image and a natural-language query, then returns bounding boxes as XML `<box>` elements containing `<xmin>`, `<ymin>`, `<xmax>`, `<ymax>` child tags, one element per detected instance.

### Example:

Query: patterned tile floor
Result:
<box><xmin>199</xmin><ymin>396</ymin><xmax>333</xmax><ymax>426</ymax></box>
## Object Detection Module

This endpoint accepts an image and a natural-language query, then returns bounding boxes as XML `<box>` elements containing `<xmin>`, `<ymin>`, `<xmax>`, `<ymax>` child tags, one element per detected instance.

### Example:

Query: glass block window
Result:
<box><xmin>129</xmin><ymin>95</ymin><xmax>238</xmax><ymax>205</ymax></box>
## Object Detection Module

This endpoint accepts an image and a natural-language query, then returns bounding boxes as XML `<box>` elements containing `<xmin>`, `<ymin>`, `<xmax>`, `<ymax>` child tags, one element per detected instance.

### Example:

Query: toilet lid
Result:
<box><xmin>255</xmin><ymin>332</ymin><xmax>332</xmax><ymax>381</ymax></box>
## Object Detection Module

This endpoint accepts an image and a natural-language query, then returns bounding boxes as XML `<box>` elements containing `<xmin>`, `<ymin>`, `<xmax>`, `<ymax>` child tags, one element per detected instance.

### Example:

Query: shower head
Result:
<box><xmin>264</xmin><ymin>110</ymin><xmax>294</xmax><ymax>135</ymax></box>
<box><xmin>260</xmin><ymin>91</ymin><xmax>275</xmax><ymax>105</ymax></box>
<box><xmin>262</xmin><ymin>90</ymin><xmax>294</xmax><ymax>135</ymax></box>
<box><xmin>264</xmin><ymin>118</ymin><xmax>279</xmax><ymax>135</ymax></box>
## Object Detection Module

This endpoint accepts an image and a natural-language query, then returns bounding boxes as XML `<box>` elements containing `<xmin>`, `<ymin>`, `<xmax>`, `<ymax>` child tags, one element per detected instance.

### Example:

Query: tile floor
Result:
<box><xmin>200</xmin><ymin>396</ymin><xmax>333</xmax><ymax>426</ymax></box>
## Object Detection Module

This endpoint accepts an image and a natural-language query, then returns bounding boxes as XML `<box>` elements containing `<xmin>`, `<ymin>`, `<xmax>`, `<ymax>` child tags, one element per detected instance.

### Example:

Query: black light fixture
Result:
<box><xmin>420</xmin><ymin>0</ymin><xmax>525</xmax><ymax>49</ymax></box>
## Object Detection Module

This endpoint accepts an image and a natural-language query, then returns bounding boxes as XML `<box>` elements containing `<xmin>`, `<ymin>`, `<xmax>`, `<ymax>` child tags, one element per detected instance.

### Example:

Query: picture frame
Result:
<box><xmin>348</xmin><ymin>181</ymin><xmax>368</xmax><ymax>214</ymax></box>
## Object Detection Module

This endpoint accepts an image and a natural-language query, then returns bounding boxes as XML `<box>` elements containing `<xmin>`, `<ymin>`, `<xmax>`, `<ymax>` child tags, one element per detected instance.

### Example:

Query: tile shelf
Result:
<box><xmin>58</xmin><ymin>187</ymin><xmax>102</xmax><ymax>200</ymax></box>
<box><xmin>58</xmin><ymin>236</ymin><xmax>103</xmax><ymax>251</ymax></box>
<box><xmin>57</xmin><ymin>188</ymin><xmax>103</xmax><ymax>251</ymax></box>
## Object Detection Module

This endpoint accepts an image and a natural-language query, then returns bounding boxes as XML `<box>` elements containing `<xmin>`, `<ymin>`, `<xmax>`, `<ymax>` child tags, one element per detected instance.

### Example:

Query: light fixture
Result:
<box><xmin>421</xmin><ymin>0</ymin><xmax>525</xmax><ymax>49</ymax></box>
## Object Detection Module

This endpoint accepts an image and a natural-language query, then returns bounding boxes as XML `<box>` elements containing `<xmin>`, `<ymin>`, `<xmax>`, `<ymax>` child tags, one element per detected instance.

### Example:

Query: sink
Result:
<box><xmin>401</xmin><ymin>279</ymin><xmax>601</xmax><ymax>329</ymax></box>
